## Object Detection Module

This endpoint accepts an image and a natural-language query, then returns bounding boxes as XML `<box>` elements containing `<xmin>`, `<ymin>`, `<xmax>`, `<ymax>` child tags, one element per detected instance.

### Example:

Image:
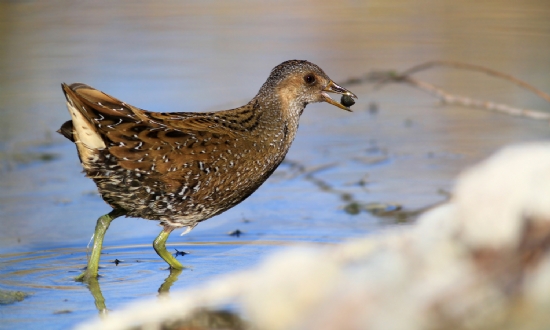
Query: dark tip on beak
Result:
<box><xmin>321</xmin><ymin>81</ymin><xmax>357</xmax><ymax>111</ymax></box>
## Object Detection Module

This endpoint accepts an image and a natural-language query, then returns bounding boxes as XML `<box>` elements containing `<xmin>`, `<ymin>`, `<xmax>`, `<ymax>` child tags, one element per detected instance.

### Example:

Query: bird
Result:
<box><xmin>58</xmin><ymin>60</ymin><xmax>357</xmax><ymax>281</ymax></box>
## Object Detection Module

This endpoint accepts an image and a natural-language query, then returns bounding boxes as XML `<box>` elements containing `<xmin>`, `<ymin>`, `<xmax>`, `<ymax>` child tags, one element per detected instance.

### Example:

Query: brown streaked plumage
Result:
<box><xmin>59</xmin><ymin>60</ymin><xmax>356</xmax><ymax>281</ymax></box>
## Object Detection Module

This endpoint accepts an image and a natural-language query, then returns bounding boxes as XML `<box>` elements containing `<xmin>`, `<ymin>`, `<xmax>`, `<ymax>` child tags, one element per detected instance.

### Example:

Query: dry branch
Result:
<box><xmin>404</xmin><ymin>76</ymin><xmax>550</xmax><ymax>120</ymax></box>
<box><xmin>400</xmin><ymin>60</ymin><xmax>550</xmax><ymax>103</ymax></box>
<box><xmin>344</xmin><ymin>61</ymin><xmax>550</xmax><ymax>121</ymax></box>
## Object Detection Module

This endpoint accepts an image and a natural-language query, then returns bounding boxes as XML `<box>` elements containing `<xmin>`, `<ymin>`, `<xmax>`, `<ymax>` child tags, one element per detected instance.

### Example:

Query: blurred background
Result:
<box><xmin>1</xmin><ymin>0</ymin><xmax>549</xmax><ymax>328</ymax></box>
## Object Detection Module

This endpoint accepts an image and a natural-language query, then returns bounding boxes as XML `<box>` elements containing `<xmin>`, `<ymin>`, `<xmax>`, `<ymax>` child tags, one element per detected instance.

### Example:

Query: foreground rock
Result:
<box><xmin>78</xmin><ymin>142</ymin><xmax>550</xmax><ymax>330</ymax></box>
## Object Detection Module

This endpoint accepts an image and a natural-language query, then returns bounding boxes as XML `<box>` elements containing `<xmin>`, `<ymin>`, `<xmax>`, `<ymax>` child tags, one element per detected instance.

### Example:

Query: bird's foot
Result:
<box><xmin>74</xmin><ymin>268</ymin><xmax>98</xmax><ymax>282</ymax></box>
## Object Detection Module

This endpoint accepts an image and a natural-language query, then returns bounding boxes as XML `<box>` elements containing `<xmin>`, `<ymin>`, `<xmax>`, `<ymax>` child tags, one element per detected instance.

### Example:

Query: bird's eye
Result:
<box><xmin>304</xmin><ymin>74</ymin><xmax>316</xmax><ymax>84</ymax></box>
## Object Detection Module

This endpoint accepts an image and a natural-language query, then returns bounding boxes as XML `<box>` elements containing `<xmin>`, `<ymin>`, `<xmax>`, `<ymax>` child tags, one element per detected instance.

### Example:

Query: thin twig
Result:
<box><xmin>345</xmin><ymin>61</ymin><xmax>550</xmax><ymax>121</ymax></box>
<box><xmin>400</xmin><ymin>60</ymin><xmax>550</xmax><ymax>104</ymax></box>
<box><xmin>403</xmin><ymin>76</ymin><xmax>550</xmax><ymax>120</ymax></box>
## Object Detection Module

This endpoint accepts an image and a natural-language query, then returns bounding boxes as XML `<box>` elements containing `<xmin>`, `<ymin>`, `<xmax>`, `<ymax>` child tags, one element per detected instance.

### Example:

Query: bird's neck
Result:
<box><xmin>250</xmin><ymin>88</ymin><xmax>304</xmax><ymax>150</ymax></box>
<box><xmin>255</xmin><ymin>82</ymin><xmax>305</xmax><ymax>125</ymax></box>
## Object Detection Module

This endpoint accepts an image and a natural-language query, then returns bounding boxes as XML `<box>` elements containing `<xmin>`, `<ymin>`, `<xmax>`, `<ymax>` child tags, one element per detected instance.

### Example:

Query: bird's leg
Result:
<box><xmin>153</xmin><ymin>225</ymin><xmax>184</xmax><ymax>270</ymax></box>
<box><xmin>75</xmin><ymin>209</ymin><xmax>126</xmax><ymax>282</ymax></box>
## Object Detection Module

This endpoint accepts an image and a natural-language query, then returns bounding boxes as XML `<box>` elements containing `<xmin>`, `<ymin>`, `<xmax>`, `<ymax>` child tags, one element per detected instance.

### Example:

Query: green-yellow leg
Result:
<box><xmin>75</xmin><ymin>209</ymin><xmax>126</xmax><ymax>282</ymax></box>
<box><xmin>153</xmin><ymin>226</ymin><xmax>184</xmax><ymax>270</ymax></box>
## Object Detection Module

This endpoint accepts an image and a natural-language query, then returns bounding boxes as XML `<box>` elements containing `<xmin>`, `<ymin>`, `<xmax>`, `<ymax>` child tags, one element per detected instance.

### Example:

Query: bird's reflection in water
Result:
<box><xmin>84</xmin><ymin>268</ymin><xmax>183</xmax><ymax>316</ymax></box>
<box><xmin>158</xmin><ymin>268</ymin><xmax>183</xmax><ymax>296</ymax></box>
<box><xmin>84</xmin><ymin>268</ymin><xmax>248</xmax><ymax>329</ymax></box>
<box><xmin>85</xmin><ymin>277</ymin><xmax>108</xmax><ymax>317</ymax></box>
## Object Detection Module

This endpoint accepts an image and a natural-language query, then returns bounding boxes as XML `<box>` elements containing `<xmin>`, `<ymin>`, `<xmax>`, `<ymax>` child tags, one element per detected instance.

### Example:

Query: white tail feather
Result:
<box><xmin>66</xmin><ymin>101</ymin><xmax>106</xmax><ymax>150</ymax></box>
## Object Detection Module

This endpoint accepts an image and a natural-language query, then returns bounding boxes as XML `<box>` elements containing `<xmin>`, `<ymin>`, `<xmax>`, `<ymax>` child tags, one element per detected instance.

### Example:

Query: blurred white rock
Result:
<box><xmin>78</xmin><ymin>142</ymin><xmax>550</xmax><ymax>330</ymax></box>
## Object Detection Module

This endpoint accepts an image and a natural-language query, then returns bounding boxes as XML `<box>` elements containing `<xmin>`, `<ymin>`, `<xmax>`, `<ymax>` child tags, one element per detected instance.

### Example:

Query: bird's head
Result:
<box><xmin>258</xmin><ymin>60</ymin><xmax>357</xmax><ymax>117</ymax></box>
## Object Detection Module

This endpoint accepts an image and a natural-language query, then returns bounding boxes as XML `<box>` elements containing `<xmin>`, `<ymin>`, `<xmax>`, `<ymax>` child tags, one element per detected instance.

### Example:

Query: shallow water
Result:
<box><xmin>1</xmin><ymin>0</ymin><xmax>549</xmax><ymax>329</ymax></box>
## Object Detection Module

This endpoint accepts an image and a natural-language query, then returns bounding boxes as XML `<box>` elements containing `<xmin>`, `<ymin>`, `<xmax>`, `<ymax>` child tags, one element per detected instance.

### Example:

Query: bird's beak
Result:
<box><xmin>321</xmin><ymin>80</ymin><xmax>357</xmax><ymax>112</ymax></box>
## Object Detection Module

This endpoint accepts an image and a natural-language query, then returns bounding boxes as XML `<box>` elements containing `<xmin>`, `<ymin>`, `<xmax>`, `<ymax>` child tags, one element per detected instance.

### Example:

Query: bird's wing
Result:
<box><xmin>61</xmin><ymin>83</ymin><xmax>249</xmax><ymax>187</ymax></box>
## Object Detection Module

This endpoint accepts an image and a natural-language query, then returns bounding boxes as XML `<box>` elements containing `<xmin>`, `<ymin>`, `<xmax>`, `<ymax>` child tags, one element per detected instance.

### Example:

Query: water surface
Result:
<box><xmin>1</xmin><ymin>0</ymin><xmax>549</xmax><ymax>329</ymax></box>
